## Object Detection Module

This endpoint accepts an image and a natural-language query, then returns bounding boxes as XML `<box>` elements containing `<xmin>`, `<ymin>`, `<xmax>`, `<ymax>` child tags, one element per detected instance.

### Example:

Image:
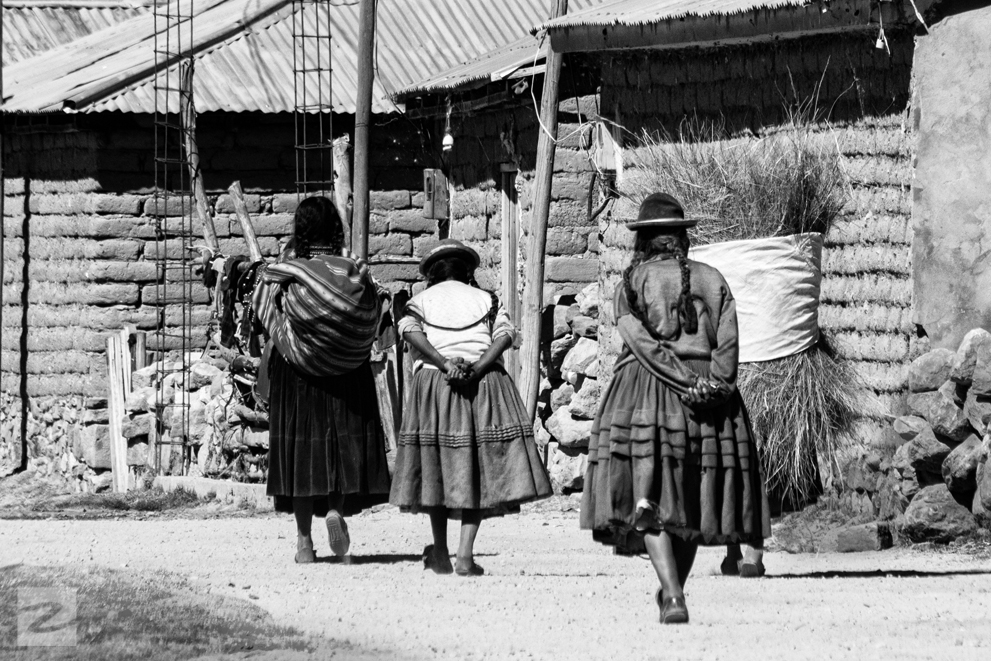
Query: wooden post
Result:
<box><xmin>179</xmin><ymin>62</ymin><xmax>219</xmax><ymax>252</ymax></box>
<box><xmin>519</xmin><ymin>0</ymin><xmax>569</xmax><ymax>421</ymax></box>
<box><xmin>107</xmin><ymin>327</ymin><xmax>134</xmax><ymax>492</ymax></box>
<box><xmin>134</xmin><ymin>332</ymin><xmax>147</xmax><ymax>370</ymax></box>
<box><xmin>352</xmin><ymin>0</ymin><xmax>377</xmax><ymax>260</ymax></box>
<box><xmin>228</xmin><ymin>181</ymin><xmax>264</xmax><ymax>262</ymax></box>
<box><xmin>333</xmin><ymin>135</ymin><xmax>353</xmax><ymax>249</ymax></box>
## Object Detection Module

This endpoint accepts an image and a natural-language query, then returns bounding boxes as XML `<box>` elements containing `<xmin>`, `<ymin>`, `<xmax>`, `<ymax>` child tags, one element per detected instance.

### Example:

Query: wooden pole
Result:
<box><xmin>333</xmin><ymin>135</ymin><xmax>354</xmax><ymax>250</ymax></box>
<box><xmin>228</xmin><ymin>181</ymin><xmax>264</xmax><ymax>262</ymax></box>
<box><xmin>107</xmin><ymin>327</ymin><xmax>134</xmax><ymax>492</ymax></box>
<box><xmin>179</xmin><ymin>62</ymin><xmax>219</xmax><ymax>253</ymax></box>
<box><xmin>351</xmin><ymin>0</ymin><xmax>376</xmax><ymax>260</ymax></box>
<box><xmin>519</xmin><ymin>0</ymin><xmax>569</xmax><ymax>421</ymax></box>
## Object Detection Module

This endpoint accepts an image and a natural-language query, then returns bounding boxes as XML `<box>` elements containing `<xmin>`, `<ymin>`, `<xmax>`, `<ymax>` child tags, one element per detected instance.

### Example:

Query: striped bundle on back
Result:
<box><xmin>252</xmin><ymin>254</ymin><xmax>382</xmax><ymax>376</ymax></box>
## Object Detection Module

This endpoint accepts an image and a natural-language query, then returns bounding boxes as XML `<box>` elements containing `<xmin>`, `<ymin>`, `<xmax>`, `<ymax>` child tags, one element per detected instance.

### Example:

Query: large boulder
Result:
<box><xmin>900</xmin><ymin>484</ymin><xmax>978</xmax><ymax>543</ymax></box>
<box><xmin>908</xmin><ymin>348</ymin><xmax>955</xmax><ymax>392</ymax></box>
<box><xmin>131</xmin><ymin>365</ymin><xmax>158</xmax><ymax>390</ymax></box>
<box><xmin>562</xmin><ymin>337</ymin><xmax>599</xmax><ymax>376</ymax></box>
<box><xmin>72</xmin><ymin>424</ymin><xmax>112</xmax><ymax>470</ymax></box>
<box><xmin>547</xmin><ymin>443</ymin><xmax>586</xmax><ymax>493</ymax></box>
<box><xmin>892</xmin><ymin>426</ymin><xmax>953</xmax><ymax>484</ymax></box>
<box><xmin>546</xmin><ymin>405</ymin><xmax>593</xmax><ymax>455</ymax></box>
<box><xmin>874</xmin><ymin>473</ymin><xmax>912</xmax><ymax>521</ymax></box>
<box><xmin>818</xmin><ymin>523</ymin><xmax>893</xmax><ymax>553</ymax></box>
<box><xmin>121</xmin><ymin>412</ymin><xmax>155</xmax><ymax>440</ymax></box>
<box><xmin>576</xmin><ymin>282</ymin><xmax>599</xmax><ymax>319</ymax></box>
<box><xmin>570</xmin><ymin>315</ymin><xmax>598</xmax><ymax>339</ymax></box>
<box><xmin>906</xmin><ymin>390</ymin><xmax>974</xmax><ymax>442</ymax></box>
<box><xmin>549</xmin><ymin>335</ymin><xmax>577</xmax><ymax>375</ymax></box>
<box><xmin>950</xmin><ymin>328</ymin><xmax>991</xmax><ymax>386</ymax></box>
<box><xmin>942</xmin><ymin>434</ymin><xmax>983</xmax><ymax>495</ymax></box>
<box><xmin>568</xmin><ymin>378</ymin><xmax>601</xmax><ymax>420</ymax></box>
<box><xmin>973</xmin><ymin>437</ymin><xmax>991</xmax><ymax>526</ymax></box>
<box><xmin>963</xmin><ymin>390</ymin><xmax>991</xmax><ymax>434</ymax></box>
<box><xmin>891</xmin><ymin>416</ymin><xmax>930</xmax><ymax>443</ymax></box>
<box><xmin>190</xmin><ymin>362</ymin><xmax>223</xmax><ymax>391</ymax></box>
<box><xmin>550</xmin><ymin>382</ymin><xmax>575</xmax><ymax>412</ymax></box>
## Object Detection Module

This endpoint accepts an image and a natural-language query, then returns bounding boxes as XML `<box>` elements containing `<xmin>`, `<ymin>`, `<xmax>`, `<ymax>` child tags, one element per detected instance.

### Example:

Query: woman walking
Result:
<box><xmin>390</xmin><ymin>239</ymin><xmax>552</xmax><ymax>576</ymax></box>
<box><xmin>582</xmin><ymin>193</ymin><xmax>771</xmax><ymax>623</ymax></box>
<box><xmin>253</xmin><ymin>196</ymin><xmax>391</xmax><ymax>563</ymax></box>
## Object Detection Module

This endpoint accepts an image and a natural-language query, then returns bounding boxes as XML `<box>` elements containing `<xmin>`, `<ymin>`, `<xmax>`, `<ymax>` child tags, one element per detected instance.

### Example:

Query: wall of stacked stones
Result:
<box><xmin>595</xmin><ymin>31</ymin><xmax>921</xmax><ymax>441</ymax></box>
<box><xmin>0</xmin><ymin>112</ymin><xmax>437</xmax><ymax>479</ymax></box>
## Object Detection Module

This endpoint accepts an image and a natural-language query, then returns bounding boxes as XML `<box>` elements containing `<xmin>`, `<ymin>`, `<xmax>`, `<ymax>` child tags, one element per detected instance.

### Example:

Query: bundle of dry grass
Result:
<box><xmin>620</xmin><ymin>115</ymin><xmax>871</xmax><ymax>507</ymax></box>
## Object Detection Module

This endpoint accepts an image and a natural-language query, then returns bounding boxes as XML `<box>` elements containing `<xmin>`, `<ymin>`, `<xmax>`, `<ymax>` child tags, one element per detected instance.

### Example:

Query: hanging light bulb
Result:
<box><xmin>442</xmin><ymin>97</ymin><xmax>454</xmax><ymax>152</ymax></box>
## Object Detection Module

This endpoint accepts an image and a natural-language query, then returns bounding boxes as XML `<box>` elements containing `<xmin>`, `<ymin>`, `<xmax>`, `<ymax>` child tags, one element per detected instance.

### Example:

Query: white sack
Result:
<box><xmin>690</xmin><ymin>233</ymin><xmax>823</xmax><ymax>363</ymax></box>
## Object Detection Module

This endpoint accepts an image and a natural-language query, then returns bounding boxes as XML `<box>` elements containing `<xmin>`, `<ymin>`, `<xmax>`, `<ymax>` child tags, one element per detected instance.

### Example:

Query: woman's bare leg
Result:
<box><xmin>293</xmin><ymin>496</ymin><xmax>315</xmax><ymax>562</ymax></box>
<box><xmin>456</xmin><ymin>509</ymin><xmax>482</xmax><ymax>572</ymax></box>
<box><xmin>643</xmin><ymin>532</ymin><xmax>683</xmax><ymax>598</ymax></box>
<box><xmin>429</xmin><ymin>508</ymin><xmax>449</xmax><ymax>556</ymax></box>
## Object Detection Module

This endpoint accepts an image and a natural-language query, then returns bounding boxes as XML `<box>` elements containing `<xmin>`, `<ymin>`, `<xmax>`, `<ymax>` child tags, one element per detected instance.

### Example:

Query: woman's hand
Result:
<box><xmin>444</xmin><ymin>358</ymin><xmax>471</xmax><ymax>384</ymax></box>
<box><xmin>681</xmin><ymin>377</ymin><xmax>730</xmax><ymax>409</ymax></box>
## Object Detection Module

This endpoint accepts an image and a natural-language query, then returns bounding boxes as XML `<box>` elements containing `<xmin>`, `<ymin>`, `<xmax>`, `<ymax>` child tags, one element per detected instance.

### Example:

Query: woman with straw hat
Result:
<box><xmin>390</xmin><ymin>239</ymin><xmax>552</xmax><ymax>577</ymax></box>
<box><xmin>581</xmin><ymin>193</ymin><xmax>771</xmax><ymax>623</ymax></box>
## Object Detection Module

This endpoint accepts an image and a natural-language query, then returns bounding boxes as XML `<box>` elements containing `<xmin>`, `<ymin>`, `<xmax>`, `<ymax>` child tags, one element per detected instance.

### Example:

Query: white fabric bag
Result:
<box><xmin>690</xmin><ymin>233</ymin><xmax>823</xmax><ymax>363</ymax></box>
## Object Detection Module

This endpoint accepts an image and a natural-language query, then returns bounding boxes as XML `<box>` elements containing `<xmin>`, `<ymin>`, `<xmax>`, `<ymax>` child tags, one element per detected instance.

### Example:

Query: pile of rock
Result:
<box><xmin>535</xmin><ymin>282</ymin><xmax>600</xmax><ymax>493</ymax></box>
<box><xmin>119</xmin><ymin>352</ymin><xmax>269</xmax><ymax>484</ymax></box>
<box><xmin>848</xmin><ymin>328</ymin><xmax>991</xmax><ymax>542</ymax></box>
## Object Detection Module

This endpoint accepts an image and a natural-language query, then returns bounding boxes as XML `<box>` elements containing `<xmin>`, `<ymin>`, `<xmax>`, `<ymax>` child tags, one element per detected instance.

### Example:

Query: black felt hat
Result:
<box><xmin>418</xmin><ymin>239</ymin><xmax>480</xmax><ymax>276</ymax></box>
<box><xmin>625</xmin><ymin>193</ymin><xmax>698</xmax><ymax>230</ymax></box>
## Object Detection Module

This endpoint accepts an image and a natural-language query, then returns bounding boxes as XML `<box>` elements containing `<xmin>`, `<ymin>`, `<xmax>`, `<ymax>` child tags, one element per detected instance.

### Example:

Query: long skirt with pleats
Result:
<box><xmin>390</xmin><ymin>366</ymin><xmax>552</xmax><ymax>519</ymax></box>
<box><xmin>581</xmin><ymin>360</ymin><xmax>771</xmax><ymax>549</ymax></box>
<box><xmin>267</xmin><ymin>349</ymin><xmax>391</xmax><ymax>517</ymax></box>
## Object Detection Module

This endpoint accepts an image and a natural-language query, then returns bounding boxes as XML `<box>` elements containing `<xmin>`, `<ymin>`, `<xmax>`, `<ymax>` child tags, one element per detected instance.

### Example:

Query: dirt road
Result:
<box><xmin>2</xmin><ymin>502</ymin><xmax>990</xmax><ymax>660</ymax></box>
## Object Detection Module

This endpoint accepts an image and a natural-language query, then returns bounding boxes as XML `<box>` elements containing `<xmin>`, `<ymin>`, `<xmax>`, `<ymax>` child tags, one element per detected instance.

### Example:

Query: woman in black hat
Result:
<box><xmin>581</xmin><ymin>193</ymin><xmax>771</xmax><ymax>623</ymax></box>
<box><xmin>390</xmin><ymin>239</ymin><xmax>552</xmax><ymax>576</ymax></box>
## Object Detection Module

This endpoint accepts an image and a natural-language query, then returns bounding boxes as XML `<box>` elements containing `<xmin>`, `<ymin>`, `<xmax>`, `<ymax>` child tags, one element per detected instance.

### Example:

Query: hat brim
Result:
<box><xmin>419</xmin><ymin>245</ymin><xmax>480</xmax><ymax>276</ymax></box>
<box><xmin>624</xmin><ymin>218</ymin><xmax>699</xmax><ymax>230</ymax></box>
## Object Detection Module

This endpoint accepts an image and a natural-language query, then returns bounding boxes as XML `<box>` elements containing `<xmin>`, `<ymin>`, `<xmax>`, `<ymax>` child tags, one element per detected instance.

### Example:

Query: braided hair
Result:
<box><xmin>623</xmin><ymin>226</ymin><xmax>698</xmax><ymax>337</ymax></box>
<box><xmin>291</xmin><ymin>196</ymin><xmax>345</xmax><ymax>259</ymax></box>
<box><xmin>426</xmin><ymin>256</ymin><xmax>499</xmax><ymax>327</ymax></box>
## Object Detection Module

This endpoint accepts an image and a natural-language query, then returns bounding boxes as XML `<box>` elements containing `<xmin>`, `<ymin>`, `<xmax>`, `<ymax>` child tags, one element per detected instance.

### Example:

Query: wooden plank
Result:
<box><xmin>333</xmin><ymin>135</ymin><xmax>354</xmax><ymax>249</ymax></box>
<box><xmin>106</xmin><ymin>328</ymin><xmax>132</xmax><ymax>493</ymax></box>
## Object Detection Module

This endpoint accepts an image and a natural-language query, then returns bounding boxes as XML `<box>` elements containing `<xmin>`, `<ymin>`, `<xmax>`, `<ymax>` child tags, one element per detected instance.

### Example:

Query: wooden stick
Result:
<box><xmin>179</xmin><ymin>62</ymin><xmax>219</xmax><ymax>252</ymax></box>
<box><xmin>519</xmin><ymin>0</ymin><xmax>570</xmax><ymax>421</ymax></box>
<box><xmin>333</xmin><ymin>135</ymin><xmax>354</xmax><ymax>250</ymax></box>
<box><xmin>352</xmin><ymin>0</ymin><xmax>377</xmax><ymax>259</ymax></box>
<box><xmin>228</xmin><ymin>181</ymin><xmax>264</xmax><ymax>262</ymax></box>
<box><xmin>134</xmin><ymin>332</ymin><xmax>147</xmax><ymax>370</ymax></box>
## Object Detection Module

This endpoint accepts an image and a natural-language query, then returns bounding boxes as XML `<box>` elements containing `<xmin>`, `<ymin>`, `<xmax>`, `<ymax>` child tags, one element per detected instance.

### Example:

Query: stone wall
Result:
<box><xmin>594</xmin><ymin>30</ymin><xmax>921</xmax><ymax>445</ymax></box>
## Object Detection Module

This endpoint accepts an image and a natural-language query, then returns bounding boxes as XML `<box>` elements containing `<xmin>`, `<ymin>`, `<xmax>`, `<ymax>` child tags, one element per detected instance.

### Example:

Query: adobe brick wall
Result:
<box><xmin>596</xmin><ymin>30</ymin><xmax>920</xmax><ymax>444</ymax></box>
<box><xmin>443</xmin><ymin>104</ymin><xmax>599</xmax><ymax>302</ymax></box>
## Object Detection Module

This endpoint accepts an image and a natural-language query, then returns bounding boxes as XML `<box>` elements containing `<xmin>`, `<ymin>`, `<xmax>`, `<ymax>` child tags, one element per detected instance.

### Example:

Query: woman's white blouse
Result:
<box><xmin>397</xmin><ymin>280</ymin><xmax>516</xmax><ymax>371</ymax></box>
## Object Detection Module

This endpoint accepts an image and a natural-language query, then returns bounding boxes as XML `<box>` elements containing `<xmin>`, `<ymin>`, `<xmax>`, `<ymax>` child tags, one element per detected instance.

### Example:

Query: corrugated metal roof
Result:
<box><xmin>396</xmin><ymin>0</ymin><xmax>605</xmax><ymax>98</ymax></box>
<box><xmin>2</xmin><ymin>1</ymin><xmax>150</xmax><ymax>64</ymax></box>
<box><xmin>532</xmin><ymin>0</ymin><xmax>806</xmax><ymax>32</ymax></box>
<box><xmin>3</xmin><ymin>0</ymin><xmax>595</xmax><ymax>115</ymax></box>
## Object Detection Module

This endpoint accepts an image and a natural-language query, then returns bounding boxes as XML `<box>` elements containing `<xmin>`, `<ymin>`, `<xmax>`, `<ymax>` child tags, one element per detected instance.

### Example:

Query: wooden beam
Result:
<box><xmin>547</xmin><ymin>0</ymin><xmax>923</xmax><ymax>53</ymax></box>
<box><xmin>519</xmin><ymin>0</ymin><xmax>569</xmax><ymax>421</ymax></box>
<box><xmin>107</xmin><ymin>327</ymin><xmax>134</xmax><ymax>492</ymax></box>
<box><xmin>227</xmin><ymin>181</ymin><xmax>263</xmax><ymax>262</ymax></box>
<box><xmin>179</xmin><ymin>62</ymin><xmax>220</xmax><ymax>253</ymax></box>
<box><xmin>352</xmin><ymin>0</ymin><xmax>377</xmax><ymax>260</ymax></box>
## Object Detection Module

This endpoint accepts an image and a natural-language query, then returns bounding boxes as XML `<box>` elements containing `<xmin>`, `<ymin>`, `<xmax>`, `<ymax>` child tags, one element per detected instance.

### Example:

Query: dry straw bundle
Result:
<box><xmin>621</xmin><ymin>116</ymin><xmax>874</xmax><ymax>507</ymax></box>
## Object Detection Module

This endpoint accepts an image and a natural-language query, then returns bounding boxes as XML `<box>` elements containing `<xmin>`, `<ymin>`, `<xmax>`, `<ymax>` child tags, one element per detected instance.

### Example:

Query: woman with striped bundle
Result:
<box><xmin>252</xmin><ymin>196</ymin><xmax>391</xmax><ymax>563</ymax></box>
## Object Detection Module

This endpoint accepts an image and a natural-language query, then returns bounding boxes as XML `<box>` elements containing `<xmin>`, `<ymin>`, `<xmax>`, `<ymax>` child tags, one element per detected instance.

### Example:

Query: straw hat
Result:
<box><xmin>418</xmin><ymin>238</ymin><xmax>480</xmax><ymax>276</ymax></box>
<box><xmin>624</xmin><ymin>193</ymin><xmax>698</xmax><ymax>230</ymax></box>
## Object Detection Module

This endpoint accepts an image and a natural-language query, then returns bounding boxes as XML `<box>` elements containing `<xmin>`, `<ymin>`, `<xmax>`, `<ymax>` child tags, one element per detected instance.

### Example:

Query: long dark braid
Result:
<box><xmin>623</xmin><ymin>227</ymin><xmax>698</xmax><ymax>336</ymax></box>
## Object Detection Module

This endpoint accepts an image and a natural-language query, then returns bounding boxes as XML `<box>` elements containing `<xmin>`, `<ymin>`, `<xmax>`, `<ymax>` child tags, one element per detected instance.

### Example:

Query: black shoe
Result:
<box><xmin>422</xmin><ymin>544</ymin><xmax>453</xmax><ymax>575</ymax></box>
<box><xmin>658</xmin><ymin>595</ymin><xmax>689</xmax><ymax>624</ymax></box>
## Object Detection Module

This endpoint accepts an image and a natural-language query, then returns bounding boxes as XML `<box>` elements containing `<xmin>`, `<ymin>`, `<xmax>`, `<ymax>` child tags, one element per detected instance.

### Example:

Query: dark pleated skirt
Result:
<box><xmin>267</xmin><ymin>349</ymin><xmax>391</xmax><ymax>517</ymax></box>
<box><xmin>581</xmin><ymin>360</ymin><xmax>772</xmax><ymax>549</ymax></box>
<box><xmin>390</xmin><ymin>366</ymin><xmax>553</xmax><ymax>520</ymax></box>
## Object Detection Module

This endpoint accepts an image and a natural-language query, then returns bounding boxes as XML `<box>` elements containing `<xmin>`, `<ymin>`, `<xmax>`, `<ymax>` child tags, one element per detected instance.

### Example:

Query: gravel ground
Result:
<box><xmin>2</xmin><ymin>501</ymin><xmax>990</xmax><ymax>660</ymax></box>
